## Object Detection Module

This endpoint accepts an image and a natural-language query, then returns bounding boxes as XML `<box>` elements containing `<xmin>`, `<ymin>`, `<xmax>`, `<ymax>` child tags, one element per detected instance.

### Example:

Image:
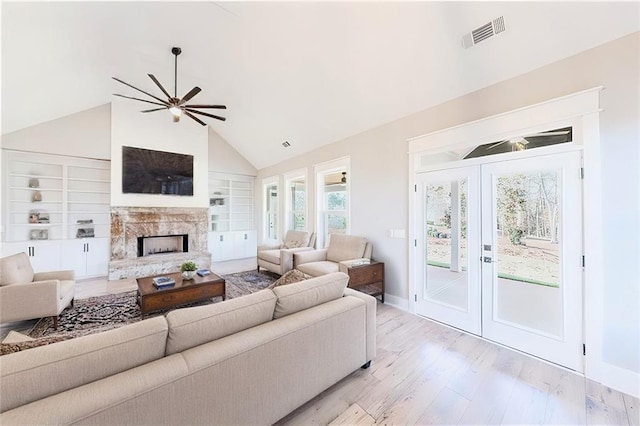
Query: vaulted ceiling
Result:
<box><xmin>2</xmin><ymin>2</ymin><xmax>638</xmax><ymax>169</ymax></box>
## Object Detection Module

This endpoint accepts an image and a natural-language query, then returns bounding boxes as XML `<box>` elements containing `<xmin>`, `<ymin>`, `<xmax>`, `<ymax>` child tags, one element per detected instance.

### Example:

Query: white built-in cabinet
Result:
<box><xmin>2</xmin><ymin>150</ymin><xmax>110</xmax><ymax>278</ymax></box>
<box><xmin>208</xmin><ymin>172</ymin><xmax>256</xmax><ymax>261</ymax></box>
<box><xmin>2</xmin><ymin>240</ymin><xmax>62</xmax><ymax>273</ymax></box>
<box><xmin>60</xmin><ymin>239</ymin><xmax>110</xmax><ymax>279</ymax></box>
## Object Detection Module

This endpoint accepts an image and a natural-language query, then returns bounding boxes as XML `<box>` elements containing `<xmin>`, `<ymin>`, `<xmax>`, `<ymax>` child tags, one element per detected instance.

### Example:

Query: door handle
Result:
<box><xmin>482</xmin><ymin>256</ymin><xmax>497</xmax><ymax>263</ymax></box>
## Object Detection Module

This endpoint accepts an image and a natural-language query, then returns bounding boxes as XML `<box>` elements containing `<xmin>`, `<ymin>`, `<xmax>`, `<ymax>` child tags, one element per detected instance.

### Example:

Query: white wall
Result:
<box><xmin>208</xmin><ymin>127</ymin><xmax>257</xmax><ymax>176</ymax></box>
<box><xmin>257</xmin><ymin>33</ymin><xmax>639</xmax><ymax>392</ymax></box>
<box><xmin>1</xmin><ymin>104</ymin><xmax>111</xmax><ymax>159</ymax></box>
<box><xmin>110</xmin><ymin>98</ymin><xmax>209</xmax><ymax>207</ymax></box>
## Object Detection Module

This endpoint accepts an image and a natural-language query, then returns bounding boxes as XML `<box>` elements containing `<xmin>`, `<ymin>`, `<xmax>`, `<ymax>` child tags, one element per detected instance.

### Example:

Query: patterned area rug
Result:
<box><xmin>28</xmin><ymin>270</ymin><xmax>279</xmax><ymax>339</ymax></box>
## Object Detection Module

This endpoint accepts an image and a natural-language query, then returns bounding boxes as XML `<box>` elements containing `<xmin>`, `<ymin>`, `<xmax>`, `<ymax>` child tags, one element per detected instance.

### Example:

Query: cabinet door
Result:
<box><xmin>1</xmin><ymin>242</ymin><xmax>29</xmax><ymax>258</ymax></box>
<box><xmin>61</xmin><ymin>240</ymin><xmax>88</xmax><ymax>277</ymax></box>
<box><xmin>85</xmin><ymin>238</ymin><xmax>109</xmax><ymax>278</ymax></box>
<box><xmin>6</xmin><ymin>241</ymin><xmax>62</xmax><ymax>273</ymax></box>
<box><xmin>233</xmin><ymin>230</ymin><xmax>257</xmax><ymax>259</ymax></box>
<box><xmin>209</xmin><ymin>231</ymin><xmax>233</xmax><ymax>262</ymax></box>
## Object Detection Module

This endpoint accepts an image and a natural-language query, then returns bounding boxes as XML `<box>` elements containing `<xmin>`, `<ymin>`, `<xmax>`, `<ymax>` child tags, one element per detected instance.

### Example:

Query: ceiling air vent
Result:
<box><xmin>462</xmin><ymin>16</ymin><xmax>506</xmax><ymax>49</ymax></box>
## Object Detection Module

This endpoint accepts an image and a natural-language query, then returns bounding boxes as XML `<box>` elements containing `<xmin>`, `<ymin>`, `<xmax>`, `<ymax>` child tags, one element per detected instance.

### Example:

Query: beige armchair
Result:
<box><xmin>257</xmin><ymin>231</ymin><xmax>317</xmax><ymax>275</ymax></box>
<box><xmin>0</xmin><ymin>252</ymin><xmax>75</xmax><ymax>328</ymax></box>
<box><xmin>294</xmin><ymin>234</ymin><xmax>372</xmax><ymax>277</ymax></box>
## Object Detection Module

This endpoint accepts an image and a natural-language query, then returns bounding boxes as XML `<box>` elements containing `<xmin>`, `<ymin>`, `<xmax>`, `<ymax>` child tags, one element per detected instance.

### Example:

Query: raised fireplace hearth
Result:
<box><xmin>109</xmin><ymin>207</ymin><xmax>210</xmax><ymax>279</ymax></box>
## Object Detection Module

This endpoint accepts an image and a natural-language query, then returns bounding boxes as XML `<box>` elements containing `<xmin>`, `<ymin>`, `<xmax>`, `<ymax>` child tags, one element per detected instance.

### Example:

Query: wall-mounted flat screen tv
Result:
<box><xmin>122</xmin><ymin>146</ymin><xmax>194</xmax><ymax>196</ymax></box>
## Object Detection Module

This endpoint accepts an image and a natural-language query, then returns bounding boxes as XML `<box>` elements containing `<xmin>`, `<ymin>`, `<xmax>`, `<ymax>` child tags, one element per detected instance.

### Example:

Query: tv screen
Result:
<box><xmin>122</xmin><ymin>146</ymin><xmax>194</xmax><ymax>196</ymax></box>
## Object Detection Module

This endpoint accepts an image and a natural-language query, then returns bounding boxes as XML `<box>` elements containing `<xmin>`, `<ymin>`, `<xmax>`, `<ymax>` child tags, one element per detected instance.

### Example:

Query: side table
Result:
<box><xmin>346</xmin><ymin>261</ymin><xmax>384</xmax><ymax>303</ymax></box>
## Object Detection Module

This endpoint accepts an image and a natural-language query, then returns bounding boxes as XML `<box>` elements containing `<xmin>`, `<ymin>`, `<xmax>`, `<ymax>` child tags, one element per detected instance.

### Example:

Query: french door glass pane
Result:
<box><xmin>266</xmin><ymin>184</ymin><xmax>278</xmax><ymax>239</ymax></box>
<box><xmin>494</xmin><ymin>171</ymin><xmax>562</xmax><ymax>337</ymax></box>
<box><xmin>425</xmin><ymin>179</ymin><xmax>468</xmax><ymax>310</ymax></box>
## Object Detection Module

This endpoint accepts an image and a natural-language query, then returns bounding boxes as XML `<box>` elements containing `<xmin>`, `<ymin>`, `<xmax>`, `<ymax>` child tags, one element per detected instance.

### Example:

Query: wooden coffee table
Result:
<box><xmin>136</xmin><ymin>271</ymin><xmax>225</xmax><ymax>315</ymax></box>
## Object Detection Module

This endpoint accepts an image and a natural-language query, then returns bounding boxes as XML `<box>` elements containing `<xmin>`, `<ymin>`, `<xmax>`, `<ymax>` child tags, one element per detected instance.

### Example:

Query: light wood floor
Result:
<box><xmin>277</xmin><ymin>304</ymin><xmax>639</xmax><ymax>426</ymax></box>
<box><xmin>2</xmin><ymin>272</ymin><xmax>638</xmax><ymax>425</ymax></box>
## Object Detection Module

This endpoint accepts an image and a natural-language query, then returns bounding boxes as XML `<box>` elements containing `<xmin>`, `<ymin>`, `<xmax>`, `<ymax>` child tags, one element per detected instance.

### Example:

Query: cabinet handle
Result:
<box><xmin>244</xmin><ymin>233</ymin><xmax>248</xmax><ymax>240</ymax></box>
<box><xmin>220</xmin><ymin>235</ymin><xmax>224</xmax><ymax>242</ymax></box>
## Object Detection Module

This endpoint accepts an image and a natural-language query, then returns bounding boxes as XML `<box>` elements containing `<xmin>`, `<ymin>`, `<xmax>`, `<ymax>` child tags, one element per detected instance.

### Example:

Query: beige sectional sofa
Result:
<box><xmin>0</xmin><ymin>272</ymin><xmax>376</xmax><ymax>425</ymax></box>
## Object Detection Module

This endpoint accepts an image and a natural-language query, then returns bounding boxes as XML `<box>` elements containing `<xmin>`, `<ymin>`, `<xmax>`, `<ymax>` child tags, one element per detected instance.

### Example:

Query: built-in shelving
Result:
<box><xmin>208</xmin><ymin>172</ymin><xmax>256</xmax><ymax>261</ymax></box>
<box><xmin>2</xmin><ymin>150</ymin><xmax>111</xmax><ymax>277</ymax></box>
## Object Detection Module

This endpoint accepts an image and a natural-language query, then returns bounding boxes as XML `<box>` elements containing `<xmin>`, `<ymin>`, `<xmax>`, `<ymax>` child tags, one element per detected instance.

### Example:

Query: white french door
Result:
<box><xmin>416</xmin><ymin>166</ymin><xmax>482</xmax><ymax>335</ymax></box>
<box><xmin>481</xmin><ymin>152</ymin><xmax>583</xmax><ymax>371</ymax></box>
<box><xmin>416</xmin><ymin>151</ymin><xmax>584</xmax><ymax>371</ymax></box>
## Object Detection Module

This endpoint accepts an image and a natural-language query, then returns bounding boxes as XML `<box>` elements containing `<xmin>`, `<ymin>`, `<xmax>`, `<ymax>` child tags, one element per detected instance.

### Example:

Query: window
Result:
<box><xmin>284</xmin><ymin>169</ymin><xmax>307</xmax><ymax>232</ymax></box>
<box><xmin>315</xmin><ymin>157</ymin><xmax>350</xmax><ymax>248</ymax></box>
<box><xmin>262</xmin><ymin>177</ymin><xmax>279</xmax><ymax>241</ymax></box>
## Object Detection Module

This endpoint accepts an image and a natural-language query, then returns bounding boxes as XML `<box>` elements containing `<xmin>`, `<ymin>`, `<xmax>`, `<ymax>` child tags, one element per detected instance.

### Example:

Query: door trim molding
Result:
<box><xmin>407</xmin><ymin>86</ymin><xmax>602</xmax><ymax>154</ymax></box>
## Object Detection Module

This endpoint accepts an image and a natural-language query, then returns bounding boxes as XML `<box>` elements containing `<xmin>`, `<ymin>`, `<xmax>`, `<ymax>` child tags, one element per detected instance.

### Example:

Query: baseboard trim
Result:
<box><xmin>383</xmin><ymin>294</ymin><xmax>409</xmax><ymax>311</ymax></box>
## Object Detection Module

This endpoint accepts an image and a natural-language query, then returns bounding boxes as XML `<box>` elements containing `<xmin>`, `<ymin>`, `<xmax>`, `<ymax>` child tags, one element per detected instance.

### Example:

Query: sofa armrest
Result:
<box><xmin>338</xmin><ymin>258</ymin><xmax>371</xmax><ymax>274</ymax></box>
<box><xmin>0</xmin><ymin>280</ymin><xmax>60</xmax><ymax>322</ymax></box>
<box><xmin>293</xmin><ymin>249</ymin><xmax>328</xmax><ymax>265</ymax></box>
<box><xmin>280</xmin><ymin>247</ymin><xmax>315</xmax><ymax>273</ymax></box>
<box><xmin>33</xmin><ymin>270</ymin><xmax>75</xmax><ymax>281</ymax></box>
<box><xmin>257</xmin><ymin>242</ymin><xmax>282</xmax><ymax>252</ymax></box>
<box><xmin>343</xmin><ymin>288</ymin><xmax>377</xmax><ymax>362</ymax></box>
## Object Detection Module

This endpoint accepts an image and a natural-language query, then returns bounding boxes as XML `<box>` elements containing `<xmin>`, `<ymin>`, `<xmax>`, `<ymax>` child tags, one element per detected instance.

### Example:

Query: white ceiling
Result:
<box><xmin>2</xmin><ymin>1</ymin><xmax>638</xmax><ymax>169</ymax></box>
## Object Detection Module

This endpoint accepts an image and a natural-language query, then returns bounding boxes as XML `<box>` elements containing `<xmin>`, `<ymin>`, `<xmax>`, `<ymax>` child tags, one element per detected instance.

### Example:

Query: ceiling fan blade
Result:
<box><xmin>184</xmin><ymin>104</ymin><xmax>227</xmax><ymax>110</ymax></box>
<box><xmin>183</xmin><ymin>110</ymin><xmax>207</xmax><ymax>126</ymax></box>
<box><xmin>178</xmin><ymin>87</ymin><xmax>202</xmax><ymax>105</ymax></box>
<box><xmin>184</xmin><ymin>108</ymin><xmax>226</xmax><ymax>122</ymax></box>
<box><xmin>147</xmin><ymin>74</ymin><xmax>172</xmax><ymax>99</ymax></box>
<box><xmin>113</xmin><ymin>93</ymin><xmax>168</xmax><ymax>107</ymax></box>
<box><xmin>112</xmin><ymin>77</ymin><xmax>168</xmax><ymax>105</ymax></box>
<box><xmin>140</xmin><ymin>107</ymin><xmax>167</xmax><ymax>113</ymax></box>
<box><xmin>487</xmin><ymin>140</ymin><xmax>508</xmax><ymax>150</ymax></box>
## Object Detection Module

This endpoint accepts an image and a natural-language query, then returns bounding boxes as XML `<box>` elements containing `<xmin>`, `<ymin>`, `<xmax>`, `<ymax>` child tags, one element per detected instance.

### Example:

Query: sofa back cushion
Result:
<box><xmin>165</xmin><ymin>289</ymin><xmax>277</xmax><ymax>355</ymax></box>
<box><xmin>0</xmin><ymin>316</ymin><xmax>168</xmax><ymax>413</ymax></box>
<box><xmin>326</xmin><ymin>234</ymin><xmax>367</xmax><ymax>263</ymax></box>
<box><xmin>272</xmin><ymin>272</ymin><xmax>349</xmax><ymax>319</ymax></box>
<box><xmin>0</xmin><ymin>252</ymin><xmax>34</xmax><ymax>286</ymax></box>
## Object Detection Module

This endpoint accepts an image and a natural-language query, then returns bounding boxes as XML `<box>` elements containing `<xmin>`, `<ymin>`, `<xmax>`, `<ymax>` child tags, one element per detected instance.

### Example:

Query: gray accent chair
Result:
<box><xmin>0</xmin><ymin>252</ymin><xmax>75</xmax><ymax>328</ymax></box>
<box><xmin>257</xmin><ymin>230</ymin><xmax>317</xmax><ymax>275</ymax></box>
<box><xmin>294</xmin><ymin>234</ymin><xmax>372</xmax><ymax>277</ymax></box>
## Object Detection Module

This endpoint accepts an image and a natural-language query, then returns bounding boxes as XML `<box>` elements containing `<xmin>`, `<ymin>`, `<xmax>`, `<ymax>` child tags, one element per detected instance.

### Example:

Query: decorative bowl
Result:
<box><xmin>182</xmin><ymin>270</ymin><xmax>196</xmax><ymax>280</ymax></box>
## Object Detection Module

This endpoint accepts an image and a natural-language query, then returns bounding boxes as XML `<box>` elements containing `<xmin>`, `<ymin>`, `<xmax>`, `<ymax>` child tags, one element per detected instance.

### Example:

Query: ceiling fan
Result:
<box><xmin>487</xmin><ymin>129</ymin><xmax>571</xmax><ymax>151</ymax></box>
<box><xmin>112</xmin><ymin>47</ymin><xmax>226</xmax><ymax>126</ymax></box>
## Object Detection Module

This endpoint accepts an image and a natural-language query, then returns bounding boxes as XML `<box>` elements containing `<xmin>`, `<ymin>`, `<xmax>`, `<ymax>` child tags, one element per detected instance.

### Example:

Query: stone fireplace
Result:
<box><xmin>109</xmin><ymin>207</ymin><xmax>211</xmax><ymax>279</ymax></box>
<box><xmin>137</xmin><ymin>234</ymin><xmax>188</xmax><ymax>257</ymax></box>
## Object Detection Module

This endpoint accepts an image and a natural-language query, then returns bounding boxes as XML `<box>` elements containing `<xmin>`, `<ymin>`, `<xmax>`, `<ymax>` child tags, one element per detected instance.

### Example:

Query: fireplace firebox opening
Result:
<box><xmin>137</xmin><ymin>234</ymin><xmax>188</xmax><ymax>257</ymax></box>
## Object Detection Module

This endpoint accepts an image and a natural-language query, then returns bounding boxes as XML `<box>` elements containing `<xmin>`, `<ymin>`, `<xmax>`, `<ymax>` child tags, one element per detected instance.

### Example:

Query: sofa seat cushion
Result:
<box><xmin>296</xmin><ymin>261</ymin><xmax>340</xmax><ymax>277</ymax></box>
<box><xmin>326</xmin><ymin>234</ymin><xmax>367</xmax><ymax>263</ymax></box>
<box><xmin>165</xmin><ymin>289</ymin><xmax>277</xmax><ymax>355</ymax></box>
<box><xmin>0</xmin><ymin>253</ymin><xmax>34</xmax><ymax>286</ymax></box>
<box><xmin>272</xmin><ymin>272</ymin><xmax>349</xmax><ymax>319</ymax></box>
<box><xmin>258</xmin><ymin>249</ymin><xmax>281</xmax><ymax>265</ymax></box>
<box><xmin>58</xmin><ymin>280</ymin><xmax>75</xmax><ymax>300</ymax></box>
<box><xmin>0</xmin><ymin>315</ymin><xmax>169</xmax><ymax>413</ymax></box>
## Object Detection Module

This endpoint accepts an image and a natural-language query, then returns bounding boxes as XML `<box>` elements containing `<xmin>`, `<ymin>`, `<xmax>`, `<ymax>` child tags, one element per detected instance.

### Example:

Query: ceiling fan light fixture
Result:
<box><xmin>112</xmin><ymin>47</ymin><xmax>226</xmax><ymax>126</ymax></box>
<box><xmin>169</xmin><ymin>106</ymin><xmax>182</xmax><ymax>117</ymax></box>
